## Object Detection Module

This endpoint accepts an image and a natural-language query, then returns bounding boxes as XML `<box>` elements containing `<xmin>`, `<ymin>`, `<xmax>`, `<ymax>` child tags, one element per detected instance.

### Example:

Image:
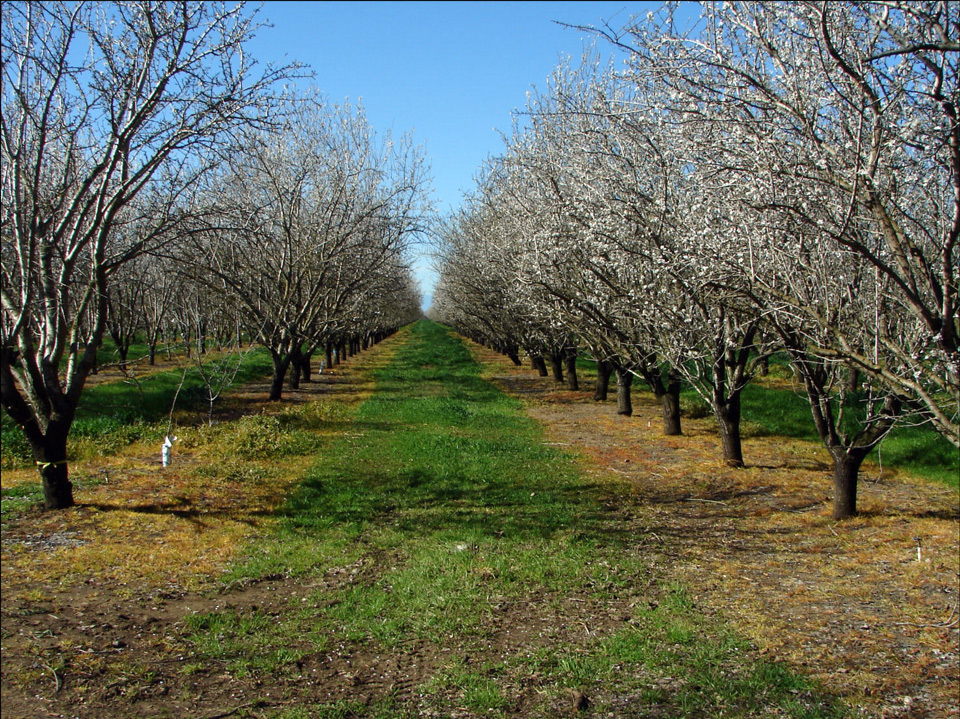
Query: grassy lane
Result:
<box><xmin>190</xmin><ymin>321</ymin><xmax>844</xmax><ymax>718</ymax></box>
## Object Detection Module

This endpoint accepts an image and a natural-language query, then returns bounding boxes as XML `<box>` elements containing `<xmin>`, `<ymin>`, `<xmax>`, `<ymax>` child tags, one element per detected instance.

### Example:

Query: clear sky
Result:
<box><xmin>245</xmin><ymin>1</ymin><xmax>666</xmax><ymax>309</ymax></box>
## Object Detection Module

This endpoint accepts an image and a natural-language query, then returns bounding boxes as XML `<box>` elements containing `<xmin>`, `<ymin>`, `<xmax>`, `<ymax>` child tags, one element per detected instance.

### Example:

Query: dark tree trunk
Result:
<box><xmin>660</xmin><ymin>371</ymin><xmax>682</xmax><ymax>436</ymax></box>
<box><xmin>564</xmin><ymin>349</ymin><xmax>579</xmax><ymax>391</ymax></box>
<box><xmin>830</xmin><ymin>448</ymin><xmax>870</xmax><ymax>520</ymax></box>
<box><xmin>714</xmin><ymin>390</ymin><xmax>744</xmax><ymax>467</ymax></box>
<box><xmin>40</xmin><ymin>461</ymin><xmax>73</xmax><ymax>510</ymax></box>
<box><xmin>532</xmin><ymin>355</ymin><xmax>549</xmax><ymax>377</ymax></box>
<box><xmin>615</xmin><ymin>366</ymin><xmax>633</xmax><ymax>417</ymax></box>
<box><xmin>269</xmin><ymin>352</ymin><xmax>292</xmax><ymax>401</ymax></box>
<box><xmin>594</xmin><ymin>360</ymin><xmax>612</xmax><ymax>401</ymax></box>
<box><xmin>506</xmin><ymin>347</ymin><xmax>522</xmax><ymax>366</ymax></box>
<box><xmin>788</xmin><ymin>347</ymin><xmax>903</xmax><ymax>520</ymax></box>
<box><xmin>705</xmin><ymin>318</ymin><xmax>759</xmax><ymax>467</ymax></box>
<box><xmin>35</xmin><ymin>427</ymin><xmax>73</xmax><ymax>510</ymax></box>
<box><xmin>549</xmin><ymin>353</ymin><xmax>564</xmax><ymax>383</ymax></box>
<box><xmin>325</xmin><ymin>343</ymin><xmax>334</xmax><ymax>371</ymax></box>
<box><xmin>300</xmin><ymin>352</ymin><xmax>313</xmax><ymax>383</ymax></box>
<box><xmin>636</xmin><ymin>359</ymin><xmax>682</xmax><ymax>436</ymax></box>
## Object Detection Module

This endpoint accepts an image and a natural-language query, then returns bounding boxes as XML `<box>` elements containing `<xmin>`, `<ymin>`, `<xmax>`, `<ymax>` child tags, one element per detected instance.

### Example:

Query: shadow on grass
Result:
<box><xmin>282</xmin><ymin>464</ymin><xmax>626</xmax><ymax>544</ymax></box>
<box><xmin>84</xmin><ymin>501</ymin><xmax>273</xmax><ymax>525</ymax></box>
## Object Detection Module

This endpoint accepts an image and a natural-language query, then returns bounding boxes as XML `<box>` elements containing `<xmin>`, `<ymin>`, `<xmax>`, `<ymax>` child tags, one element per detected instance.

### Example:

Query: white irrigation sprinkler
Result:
<box><xmin>161</xmin><ymin>435</ymin><xmax>177</xmax><ymax>467</ymax></box>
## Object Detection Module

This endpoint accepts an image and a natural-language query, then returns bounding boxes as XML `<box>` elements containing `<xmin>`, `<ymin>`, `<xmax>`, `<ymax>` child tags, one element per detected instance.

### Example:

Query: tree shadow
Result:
<box><xmin>83</xmin><ymin>501</ymin><xmax>273</xmax><ymax>527</ymax></box>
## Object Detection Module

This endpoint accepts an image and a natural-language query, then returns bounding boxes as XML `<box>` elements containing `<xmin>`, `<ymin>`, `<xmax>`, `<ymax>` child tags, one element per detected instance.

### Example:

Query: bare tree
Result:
<box><xmin>193</xmin><ymin>93</ymin><xmax>430</xmax><ymax>400</ymax></box>
<box><xmin>0</xmin><ymin>1</ymin><xmax>299</xmax><ymax>509</ymax></box>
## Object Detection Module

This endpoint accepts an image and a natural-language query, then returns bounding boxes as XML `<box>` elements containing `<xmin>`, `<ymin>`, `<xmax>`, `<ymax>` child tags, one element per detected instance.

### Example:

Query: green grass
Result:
<box><xmin>73</xmin><ymin>346</ymin><xmax>274</xmax><ymax>423</ymax></box>
<box><xmin>0</xmin><ymin>348</ymin><xmax>274</xmax><ymax>468</ymax></box>
<box><xmin>188</xmin><ymin>320</ymin><xmax>844</xmax><ymax>718</ymax></box>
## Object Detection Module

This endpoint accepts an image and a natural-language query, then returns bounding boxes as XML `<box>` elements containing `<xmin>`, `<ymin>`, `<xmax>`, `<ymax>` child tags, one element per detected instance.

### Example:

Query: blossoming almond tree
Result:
<box><xmin>603</xmin><ymin>0</ymin><xmax>957</xmax><ymax>515</ymax></box>
<box><xmin>0</xmin><ymin>1</ymin><xmax>298</xmax><ymax>509</ymax></box>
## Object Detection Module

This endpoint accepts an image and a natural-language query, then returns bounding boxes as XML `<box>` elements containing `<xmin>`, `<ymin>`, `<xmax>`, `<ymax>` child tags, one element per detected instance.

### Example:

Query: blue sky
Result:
<box><xmin>246</xmin><ymin>1</ymin><xmax>666</xmax><ymax>308</ymax></box>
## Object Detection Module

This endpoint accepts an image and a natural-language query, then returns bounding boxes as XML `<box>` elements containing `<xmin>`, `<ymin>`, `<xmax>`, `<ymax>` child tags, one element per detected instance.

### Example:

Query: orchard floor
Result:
<box><xmin>1</xmin><ymin>330</ymin><xmax>957</xmax><ymax>719</ymax></box>
<box><xmin>469</xmin><ymin>343</ymin><xmax>959</xmax><ymax>719</ymax></box>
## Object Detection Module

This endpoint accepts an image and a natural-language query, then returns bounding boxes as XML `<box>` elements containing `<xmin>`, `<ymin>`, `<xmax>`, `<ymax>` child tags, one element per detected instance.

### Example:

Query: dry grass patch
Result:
<box><xmin>1</xmin><ymin>333</ymin><xmax>404</xmax><ymax>605</ymax></box>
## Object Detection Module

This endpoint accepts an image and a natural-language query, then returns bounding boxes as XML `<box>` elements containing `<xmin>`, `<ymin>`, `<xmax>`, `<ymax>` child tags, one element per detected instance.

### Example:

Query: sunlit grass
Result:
<box><xmin>204</xmin><ymin>320</ymin><xmax>844</xmax><ymax>718</ymax></box>
<box><xmin>0</xmin><ymin>348</ymin><xmax>275</xmax><ymax>469</ymax></box>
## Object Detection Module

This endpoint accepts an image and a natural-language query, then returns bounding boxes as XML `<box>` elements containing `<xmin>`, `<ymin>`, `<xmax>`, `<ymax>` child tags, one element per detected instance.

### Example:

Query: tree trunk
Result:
<box><xmin>830</xmin><ymin>448</ymin><xmax>870</xmax><ymax>520</ymax></box>
<box><xmin>532</xmin><ymin>355</ymin><xmax>549</xmax><ymax>377</ymax></box>
<box><xmin>615</xmin><ymin>366</ymin><xmax>633</xmax><ymax>417</ymax></box>
<box><xmin>33</xmin><ymin>428</ymin><xmax>74</xmax><ymax>510</ymax></box>
<box><xmin>714</xmin><ymin>392</ymin><xmax>744</xmax><ymax>468</ymax></box>
<box><xmin>40</xmin><ymin>461</ymin><xmax>73</xmax><ymax>510</ymax></box>
<box><xmin>269</xmin><ymin>353</ymin><xmax>291</xmax><ymax>401</ymax></box>
<box><xmin>506</xmin><ymin>347</ymin><xmax>522</xmax><ymax>366</ymax></box>
<box><xmin>300</xmin><ymin>353</ymin><xmax>312</xmax><ymax>383</ymax></box>
<box><xmin>790</xmin><ymin>349</ymin><xmax>902</xmax><ymax>520</ymax></box>
<box><xmin>564</xmin><ymin>349</ymin><xmax>579</xmax><ymax>391</ymax></box>
<box><xmin>117</xmin><ymin>344</ymin><xmax>129</xmax><ymax>370</ymax></box>
<box><xmin>549</xmin><ymin>353</ymin><xmax>564</xmax><ymax>383</ymax></box>
<box><xmin>594</xmin><ymin>360</ymin><xmax>612</xmax><ymax>401</ymax></box>
<box><xmin>288</xmin><ymin>359</ymin><xmax>301</xmax><ymax>390</ymax></box>
<box><xmin>660</xmin><ymin>371</ymin><xmax>682</xmax><ymax>436</ymax></box>
<box><xmin>325</xmin><ymin>343</ymin><xmax>334</xmax><ymax>371</ymax></box>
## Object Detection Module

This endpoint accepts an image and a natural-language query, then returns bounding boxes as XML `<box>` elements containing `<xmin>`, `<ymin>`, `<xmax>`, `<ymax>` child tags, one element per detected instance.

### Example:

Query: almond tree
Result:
<box><xmin>604</xmin><ymin>0</ymin><xmax>958</xmax><ymax>515</ymax></box>
<box><xmin>195</xmin><ymin>94</ymin><xmax>430</xmax><ymax>400</ymax></box>
<box><xmin>489</xmin><ymin>60</ymin><xmax>695</xmax><ymax>433</ymax></box>
<box><xmin>0</xmin><ymin>1</ymin><xmax>297</xmax><ymax>509</ymax></box>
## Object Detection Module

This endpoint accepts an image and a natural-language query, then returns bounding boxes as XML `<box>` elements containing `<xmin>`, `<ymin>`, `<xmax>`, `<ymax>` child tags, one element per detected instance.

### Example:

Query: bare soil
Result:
<box><xmin>1</xmin><ymin>337</ymin><xmax>957</xmax><ymax>719</ymax></box>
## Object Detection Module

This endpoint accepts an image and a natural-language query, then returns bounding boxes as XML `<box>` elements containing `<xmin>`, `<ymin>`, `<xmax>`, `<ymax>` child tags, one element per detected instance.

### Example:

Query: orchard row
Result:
<box><xmin>433</xmin><ymin>2</ymin><xmax>958</xmax><ymax>519</ymax></box>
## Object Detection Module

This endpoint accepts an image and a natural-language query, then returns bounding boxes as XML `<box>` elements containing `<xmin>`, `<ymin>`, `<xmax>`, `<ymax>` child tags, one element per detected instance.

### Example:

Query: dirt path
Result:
<box><xmin>467</xmin><ymin>343</ymin><xmax>959</xmax><ymax>719</ymax></box>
